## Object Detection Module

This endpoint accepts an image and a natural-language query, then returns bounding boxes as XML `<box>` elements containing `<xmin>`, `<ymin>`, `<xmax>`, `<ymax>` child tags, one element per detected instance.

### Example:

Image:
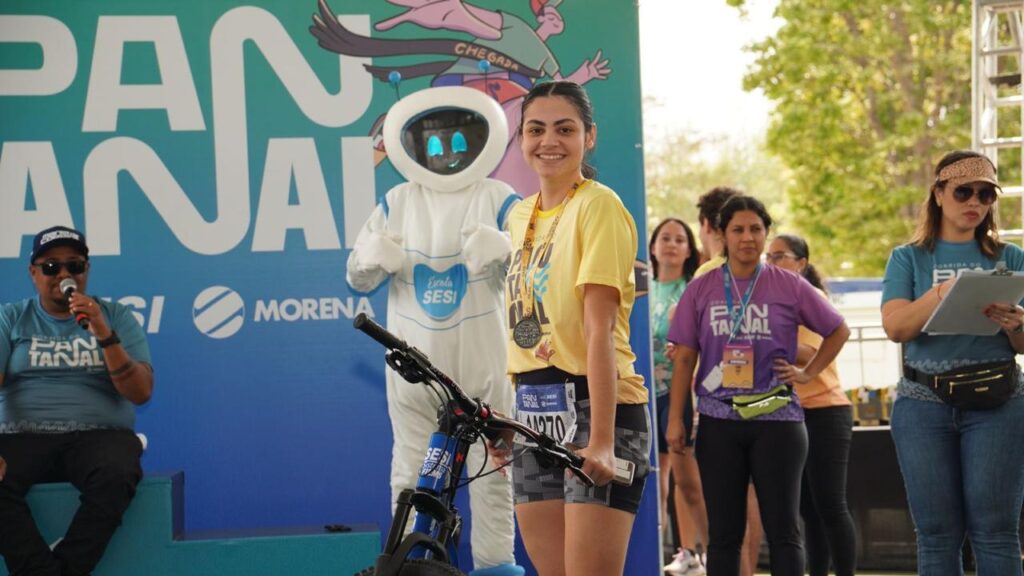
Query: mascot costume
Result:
<box><xmin>347</xmin><ymin>86</ymin><xmax>521</xmax><ymax>576</ymax></box>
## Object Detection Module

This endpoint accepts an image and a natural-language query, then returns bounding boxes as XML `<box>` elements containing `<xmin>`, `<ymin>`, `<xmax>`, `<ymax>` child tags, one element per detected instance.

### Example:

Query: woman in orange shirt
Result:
<box><xmin>765</xmin><ymin>234</ymin><xmax>856</xmax><ymax>576</ymax></box>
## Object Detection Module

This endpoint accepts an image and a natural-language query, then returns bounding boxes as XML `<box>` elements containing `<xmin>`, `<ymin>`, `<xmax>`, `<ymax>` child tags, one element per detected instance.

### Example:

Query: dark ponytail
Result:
<box><xmin>776</xmin><ymin>233</ymin><xmax>827</xmax><ymax>293</ymax></box>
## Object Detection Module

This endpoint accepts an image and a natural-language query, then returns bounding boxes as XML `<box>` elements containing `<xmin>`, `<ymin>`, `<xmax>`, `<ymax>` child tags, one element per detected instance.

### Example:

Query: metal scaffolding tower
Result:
<box><xmin>973</xmin><ymin>0</ymin><xmax>1024</xmax><ymax>241</ymax></box>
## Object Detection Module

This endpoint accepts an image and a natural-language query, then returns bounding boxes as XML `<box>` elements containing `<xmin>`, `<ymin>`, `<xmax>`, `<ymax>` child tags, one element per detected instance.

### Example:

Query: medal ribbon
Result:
<box><xmin>518</xmin><ymin>180</ymin><xmax>589</xmax><ymax>319</ymax></box>
<box><xmin>722</xmin><ymin>261</ymin><xmax>762</xmax><ymax>343</ymax></box>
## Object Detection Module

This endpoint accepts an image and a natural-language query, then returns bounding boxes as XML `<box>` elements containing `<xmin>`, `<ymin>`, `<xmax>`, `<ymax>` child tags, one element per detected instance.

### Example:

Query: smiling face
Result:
<box><xmin>519</xmin><ymin>95</ymin><xmax>595</xmax><ymax>185</ymax></box>
<box><xmin>29</xmin><ymin>245</ymin><xmax>90</xmax><ymax>314</ymax></box>
<box><xmin>723</xmin><ymin>210</ymin><xmax>768</xmax><ymax>268</ymax></box>
<box><xmin>936</xmin><ymin>180</ymin><xmax>996</xmax><ymax>237</ymax></box>
<box><xmin>651</xmin><ymin>220</ymin><xmax>691</xmax><ymax>278</ymax></box>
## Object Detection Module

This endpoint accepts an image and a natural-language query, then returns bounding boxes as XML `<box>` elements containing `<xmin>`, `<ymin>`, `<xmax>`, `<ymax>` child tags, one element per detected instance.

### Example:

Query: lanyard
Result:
<box><xmin>722</xmin><ymin>262</ymin><xmax>762</xmax><ymax>342</ymax></box>
<box><xmin>518</xmin><ymin>180</ymin><xmax>588</xmax><ymax>318</ymax></box>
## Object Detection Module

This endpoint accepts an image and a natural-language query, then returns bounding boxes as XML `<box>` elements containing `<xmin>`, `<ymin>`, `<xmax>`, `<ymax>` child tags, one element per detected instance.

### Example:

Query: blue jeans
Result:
<box><xmin>891</xmin><ymin>395</ymin><xmax>1024</xmax><ymax>576</ymax></box>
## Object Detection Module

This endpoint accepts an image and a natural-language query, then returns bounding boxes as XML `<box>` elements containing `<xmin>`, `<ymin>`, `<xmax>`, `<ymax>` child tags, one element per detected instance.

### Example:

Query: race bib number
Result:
<box><xmin>514</xmin><ymin>383</ymin><xmax>577</xmax><ymax>446</ymax></box>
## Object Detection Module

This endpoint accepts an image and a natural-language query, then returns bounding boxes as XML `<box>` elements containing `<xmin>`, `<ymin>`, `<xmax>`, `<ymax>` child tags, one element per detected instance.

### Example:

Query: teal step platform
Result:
<box><xmin>0</xmin><ymin>472</ymin><xmax>379</xmax><ymax>576</ymax></box>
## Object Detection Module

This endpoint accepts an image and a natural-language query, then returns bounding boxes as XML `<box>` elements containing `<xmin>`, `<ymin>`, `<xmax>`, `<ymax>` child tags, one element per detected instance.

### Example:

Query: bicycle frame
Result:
<box><xmin>354</xmin><ymin>313</ymin><xmax>589</xmax><ymax>576</ymax></box>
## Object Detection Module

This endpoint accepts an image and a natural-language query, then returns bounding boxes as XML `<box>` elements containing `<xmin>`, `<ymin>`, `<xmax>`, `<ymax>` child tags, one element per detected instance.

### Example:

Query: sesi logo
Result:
<box><xmin>419</xmin><ymin>446</ymin><xmax>452</xmax><ymax>480</ymax></box>
<box><xmin>414</xmin><ymin>263</ymin><xmax>467</xmax><ymax>320</ymax></box>
<box><xmin>99</xmin><ymin>295</ymin><xmax>166</xmax><ymax>334</ymax></box>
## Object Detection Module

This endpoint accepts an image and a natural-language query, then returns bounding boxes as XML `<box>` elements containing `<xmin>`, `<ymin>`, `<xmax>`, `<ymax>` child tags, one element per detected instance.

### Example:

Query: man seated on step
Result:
<box><xmin>0</xmin><ymin>226</ymin><xmax>154</xmax><ymax>576</ymax></box>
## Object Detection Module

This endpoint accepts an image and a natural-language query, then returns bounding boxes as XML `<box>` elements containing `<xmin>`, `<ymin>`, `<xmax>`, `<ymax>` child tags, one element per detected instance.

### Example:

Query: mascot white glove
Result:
<box><xmin>354</xmin><ymin>231</ymin><xmax>405</xmax><ymax>274</ymax></box>
<box><xmin>462</xmin><ymin>223</ymin><xmax>512</xmax><ymax>276</ymax></box>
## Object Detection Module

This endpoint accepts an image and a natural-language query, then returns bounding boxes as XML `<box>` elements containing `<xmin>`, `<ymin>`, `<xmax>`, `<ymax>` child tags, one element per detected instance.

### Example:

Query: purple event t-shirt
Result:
<box><xmin>667</xmin><ymin>265</ymin><xmax>844</xmax><ymax>421</ymax></box>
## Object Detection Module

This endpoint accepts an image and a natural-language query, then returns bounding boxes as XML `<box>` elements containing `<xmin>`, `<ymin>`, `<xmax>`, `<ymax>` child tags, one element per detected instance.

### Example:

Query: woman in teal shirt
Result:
<box><xmin>882</xmin><ymin>150</ymin><xmax>1024</xmax><ymax>575</ymax></box>
<box><xmin>650</xmin><ymin>217</ymin><xmax>708</xmax><ymax>575</ymax></box>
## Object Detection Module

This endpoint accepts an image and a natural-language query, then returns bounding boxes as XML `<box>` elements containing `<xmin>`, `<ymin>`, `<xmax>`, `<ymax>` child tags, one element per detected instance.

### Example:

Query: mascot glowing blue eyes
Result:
<box><xmin>346</xmin><ymin>86</ymin><xmax>523</xmax><ymax>576</ymax></box>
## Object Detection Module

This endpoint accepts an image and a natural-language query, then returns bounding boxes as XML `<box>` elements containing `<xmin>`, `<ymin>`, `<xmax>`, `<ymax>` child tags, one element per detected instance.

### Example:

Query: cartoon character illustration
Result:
<box><xmin>311</xmin><ymin>0</ymin><xmax>611</xmax><ymax>196</ymax></box>
<box><xmin>344</xmin><ymin>85</ymin><xmax>522</xmax><ymax>576</ymax></box>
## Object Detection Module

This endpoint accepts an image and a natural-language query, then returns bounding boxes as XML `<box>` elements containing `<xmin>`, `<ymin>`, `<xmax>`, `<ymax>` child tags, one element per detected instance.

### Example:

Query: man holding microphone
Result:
<box><xmin>0</xmin><ymin>225</ymin><xmax>154</xmax><ymax>576</ymax></box>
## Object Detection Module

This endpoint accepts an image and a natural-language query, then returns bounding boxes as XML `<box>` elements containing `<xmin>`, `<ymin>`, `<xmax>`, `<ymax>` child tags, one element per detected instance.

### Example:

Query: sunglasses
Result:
<box><xmin>35</xmin><ymin>260</ymin><xmax>88</xmax><ymax>276</ymax></box>
<box><xmin>952</xmin><ymin>184</ymin><xmax>997</xmax><ymax>205</ymax></box>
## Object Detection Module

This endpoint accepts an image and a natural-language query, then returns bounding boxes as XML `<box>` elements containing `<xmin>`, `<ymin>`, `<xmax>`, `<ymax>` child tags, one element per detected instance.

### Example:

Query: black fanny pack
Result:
<box><xmin>903</xmin><ymin>361</ymin><xmax>1017</xmax><ymax>410</ymax></box>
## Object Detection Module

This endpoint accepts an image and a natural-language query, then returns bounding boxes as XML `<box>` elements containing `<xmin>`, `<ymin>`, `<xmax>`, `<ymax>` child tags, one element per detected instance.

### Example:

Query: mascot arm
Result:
<box><xmin>346</xmin><ymin>205</ymin><xmax>404</xmax><ymax>292</ymax></box>
<box><xmin>462</xmin><ymin>222</ymin><xmax>513</xmax><ymax>277</ymax></box>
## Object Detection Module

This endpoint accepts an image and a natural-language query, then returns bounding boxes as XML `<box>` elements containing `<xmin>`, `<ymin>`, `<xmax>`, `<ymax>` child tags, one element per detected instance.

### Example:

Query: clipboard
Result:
<box><xmin>923</xmin><ymin>264</ymin><xmax>1024</xmax><ymax>335</ymax></box>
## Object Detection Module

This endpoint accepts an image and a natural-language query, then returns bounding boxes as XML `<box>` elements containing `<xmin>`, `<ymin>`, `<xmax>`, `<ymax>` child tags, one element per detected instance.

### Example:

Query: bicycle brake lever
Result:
<box><xmin>566</xmin><ymin>460</ymin><xmax>594</xmax><ymax>487</ymax></box>
<box><xmin>553</xmin><ymin>444</ymin><xmax>594</xmax><ymax>487</ymax></box>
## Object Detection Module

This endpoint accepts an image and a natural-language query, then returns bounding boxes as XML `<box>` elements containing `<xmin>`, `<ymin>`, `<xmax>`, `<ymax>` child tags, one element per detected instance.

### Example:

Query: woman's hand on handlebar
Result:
<box><xmin>576</xmin><ymin>442</ymin><xmax>616</xmax><ymax>487</ymax></box>
<box><xmin>485</xmin><ymin>428</ymin><xmax>515</xmax><ymax>473</ymax></box>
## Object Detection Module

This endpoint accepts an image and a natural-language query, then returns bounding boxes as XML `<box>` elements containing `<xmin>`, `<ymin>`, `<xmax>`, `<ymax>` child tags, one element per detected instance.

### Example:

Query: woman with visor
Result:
<box><xmin>881</xmin><ymin>150</ymin><xmax>1024</xmax><ymax>575</ymax></box>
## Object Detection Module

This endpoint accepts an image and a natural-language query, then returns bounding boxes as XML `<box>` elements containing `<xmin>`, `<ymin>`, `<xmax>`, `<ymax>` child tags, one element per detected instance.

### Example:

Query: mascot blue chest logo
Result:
<box><xmin>414</xmin><ymin>263</ymin><xmax>468</xmax><ymax>320</ymax></box>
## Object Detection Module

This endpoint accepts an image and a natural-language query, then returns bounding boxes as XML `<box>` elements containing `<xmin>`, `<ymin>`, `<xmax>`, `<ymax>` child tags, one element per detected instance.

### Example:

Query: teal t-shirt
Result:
<box><xmin>0</xmin><ymin>297</ymin><xmax>152</xmax><ymax>433</ymax></box>
<box><xmin>881</xmin><ymin>240</ymin><xmax>1024</xmax><ymax>400</ymax></box>
<box><xmin>650</xmin><ymin>277</ymin><xmax>687</xmax><ymax>397</ymax></box>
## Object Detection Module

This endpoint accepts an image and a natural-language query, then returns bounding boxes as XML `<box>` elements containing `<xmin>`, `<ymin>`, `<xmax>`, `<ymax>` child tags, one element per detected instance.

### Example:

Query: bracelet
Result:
<box><xmin>97</xmin><ymin>331</ymin><xmax>121</xmax><ymax>348</ymax></box>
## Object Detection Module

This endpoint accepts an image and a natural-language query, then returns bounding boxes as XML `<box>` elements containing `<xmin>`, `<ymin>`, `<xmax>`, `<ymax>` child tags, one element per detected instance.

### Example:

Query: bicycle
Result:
<box><xmin>352</xmin><ymin>312</ymin><xmax>593</xmax><ymax>576</ymax></box>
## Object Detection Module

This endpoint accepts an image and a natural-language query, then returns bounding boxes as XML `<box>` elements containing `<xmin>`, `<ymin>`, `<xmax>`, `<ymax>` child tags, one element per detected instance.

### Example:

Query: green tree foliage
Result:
<box><xmin>644</xmin><ymin>126</ymin><xmax>792</xmax><ymax>252</ymax></box>
<box><xmin>735</xmin><ymin>0</ymin><xmax>973</xmax><ymax>275</ymax></box>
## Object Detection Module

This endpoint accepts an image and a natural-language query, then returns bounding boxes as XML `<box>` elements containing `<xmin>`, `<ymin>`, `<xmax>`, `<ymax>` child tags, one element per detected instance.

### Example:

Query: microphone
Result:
<box><xmin>59</xmin><ymin>278</ymin><xmax>90</xmax><ymax>330</ymax></box>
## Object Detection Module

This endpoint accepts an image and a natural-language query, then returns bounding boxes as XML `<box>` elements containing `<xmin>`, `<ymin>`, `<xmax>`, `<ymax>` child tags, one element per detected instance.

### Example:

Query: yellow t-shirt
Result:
<box><xmin>694</xmin><ymin>255</ymin><xmax>727</xmax><ymax>279</ymax></box>
<box><xmin>505</xmin><ymin>181</ymin><xmax>647</xmax><ymax>405</ymax></box>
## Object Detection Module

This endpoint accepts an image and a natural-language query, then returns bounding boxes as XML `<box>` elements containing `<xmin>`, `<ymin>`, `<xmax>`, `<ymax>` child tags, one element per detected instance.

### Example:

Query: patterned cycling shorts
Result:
<box><xmin>512</xmin><ymin>380</ymin><xmax>651</xmax><ymax>514</ymax></box>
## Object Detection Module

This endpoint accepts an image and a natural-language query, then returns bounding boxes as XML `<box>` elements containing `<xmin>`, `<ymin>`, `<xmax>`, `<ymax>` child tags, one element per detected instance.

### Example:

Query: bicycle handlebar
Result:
<box><xmin>353</xmin><ymin>313</ymin><xmax>592</xmax><ymax>486</ymax></box>
<box><xmin>481</xmin><ymin>413</ymin><xmax>589</xmax><ymax>484</ymax></box>
<box><xmin>353</xmin><ymin>312</ymin><xmax>408</xmax><ymax>351</ymax></box>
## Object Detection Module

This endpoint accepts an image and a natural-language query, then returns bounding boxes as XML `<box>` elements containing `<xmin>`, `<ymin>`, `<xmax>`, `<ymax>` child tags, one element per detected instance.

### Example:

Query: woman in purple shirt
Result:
<box><xmin>665</xmin><ymin>195</ymin><xmax>850</xmax><ymax>576</ymax></box>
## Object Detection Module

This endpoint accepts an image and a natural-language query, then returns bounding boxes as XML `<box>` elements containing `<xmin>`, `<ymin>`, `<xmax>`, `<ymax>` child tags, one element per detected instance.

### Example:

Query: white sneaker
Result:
<box><xmin>664</xmin><ymin>548</ymin><xmax>706</xmax><ymax>576</ymax></box>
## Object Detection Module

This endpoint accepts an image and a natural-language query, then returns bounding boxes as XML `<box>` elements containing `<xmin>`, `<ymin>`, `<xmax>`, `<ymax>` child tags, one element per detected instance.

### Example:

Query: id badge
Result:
<box><xmin>701</xmin><ymin>362</ymin><xmax>723</xmax><ymax>393</ymax></box>
<box><xmin>514</xmin><ymin>383</ymin><xmax>577</xmax><ymax>447</ymax></box>
<box><xmin>722</xmin><ymin>344</ymin><xmax>754</xmax><ymax>389</ymax></box>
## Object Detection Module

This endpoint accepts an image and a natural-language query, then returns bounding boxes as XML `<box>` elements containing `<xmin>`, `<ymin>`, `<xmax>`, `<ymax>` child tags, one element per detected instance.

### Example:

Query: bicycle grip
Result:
<box><xmin>353</xmin><ymin>313</ymin><xmax>407</xmax><ymax>351</ymax></box>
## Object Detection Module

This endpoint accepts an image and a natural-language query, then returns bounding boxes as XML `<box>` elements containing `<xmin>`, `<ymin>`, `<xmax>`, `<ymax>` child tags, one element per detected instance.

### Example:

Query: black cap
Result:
<box><xmin>30</xmin><ymin>226</ymin><xmax>89</xmax><ymax>262</ymax></box>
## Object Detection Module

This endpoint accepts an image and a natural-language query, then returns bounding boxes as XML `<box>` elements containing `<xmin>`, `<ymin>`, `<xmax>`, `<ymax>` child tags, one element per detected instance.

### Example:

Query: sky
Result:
<box><xmin>638</xmin><ymin>0</ymin><xmax>782</xmax><ymax>147</ymax></box>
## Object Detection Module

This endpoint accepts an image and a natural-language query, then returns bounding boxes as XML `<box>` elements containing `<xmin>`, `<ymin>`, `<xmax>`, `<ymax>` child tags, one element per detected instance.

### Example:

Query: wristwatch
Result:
<box><xmin>97</xmin><ymin>331</ymin><xmax>121</xmax><ymax>348</ymax></box>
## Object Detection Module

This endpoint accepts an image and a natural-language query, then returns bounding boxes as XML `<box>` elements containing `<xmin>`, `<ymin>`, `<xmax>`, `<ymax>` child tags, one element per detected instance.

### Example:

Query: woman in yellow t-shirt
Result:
<box><xmin>765</xmin><ymin>234</ymin><xmax>855</xmax><ymax>576</ymax></box>
<box><xmin>488</xmin><ymin>80</ymin><xmax>649</xmax><ymax>576</ymax></box>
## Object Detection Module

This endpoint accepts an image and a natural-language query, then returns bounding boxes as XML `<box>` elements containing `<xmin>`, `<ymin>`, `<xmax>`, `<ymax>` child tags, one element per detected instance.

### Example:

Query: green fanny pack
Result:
<box><xmin>730</xmin><ymin>384</ymin><xmax>793</xmax><ymax>419</ymax></box>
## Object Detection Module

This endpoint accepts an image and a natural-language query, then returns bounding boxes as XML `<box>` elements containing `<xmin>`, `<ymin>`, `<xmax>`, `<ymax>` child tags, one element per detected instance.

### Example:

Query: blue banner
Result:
<box><xmin>0</xmin><ymin>1</ymin><xmax>655</xmax><ymax>572</ymax></box>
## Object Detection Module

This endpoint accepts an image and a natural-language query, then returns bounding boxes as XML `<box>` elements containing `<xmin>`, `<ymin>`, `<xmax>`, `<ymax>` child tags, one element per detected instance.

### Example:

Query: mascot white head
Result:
<box><xmin>383</xmin><ymin>86</ymin><xmax>508</xmax><ymax>192</ymax></box>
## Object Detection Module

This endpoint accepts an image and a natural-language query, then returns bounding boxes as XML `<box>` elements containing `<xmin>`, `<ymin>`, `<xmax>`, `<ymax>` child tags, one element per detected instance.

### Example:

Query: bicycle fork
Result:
<box><xmin>377</xmin><ymin>429</ymin><xmax>471</xmax><ymax>573</ymax></box>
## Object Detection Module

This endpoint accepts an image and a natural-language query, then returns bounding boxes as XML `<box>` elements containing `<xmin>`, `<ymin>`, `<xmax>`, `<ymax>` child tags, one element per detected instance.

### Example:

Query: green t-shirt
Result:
<box><xmin>650</xmin><ymin>277</ymin><xmax>687</xmax><ymax>397</ymax></box>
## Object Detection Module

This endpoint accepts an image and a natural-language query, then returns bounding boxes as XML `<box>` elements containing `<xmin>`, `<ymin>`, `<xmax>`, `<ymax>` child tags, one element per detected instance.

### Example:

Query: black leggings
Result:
<box><xmin>696</xmin><ymin>415</ymin><xmax>808</xmax><ymax>576</ymax></box>
<box><xmin>801</xmin><ymin>405</ymin><xmax>856</xmax><ymax>576</ymax></box>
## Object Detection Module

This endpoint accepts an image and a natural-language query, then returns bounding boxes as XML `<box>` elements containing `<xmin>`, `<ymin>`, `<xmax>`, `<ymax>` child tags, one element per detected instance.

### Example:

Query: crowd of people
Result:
<box><xmin>3</xmin><ymin>78</ymin><xmax>1023</xmax><ymax>576</ymax></box>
